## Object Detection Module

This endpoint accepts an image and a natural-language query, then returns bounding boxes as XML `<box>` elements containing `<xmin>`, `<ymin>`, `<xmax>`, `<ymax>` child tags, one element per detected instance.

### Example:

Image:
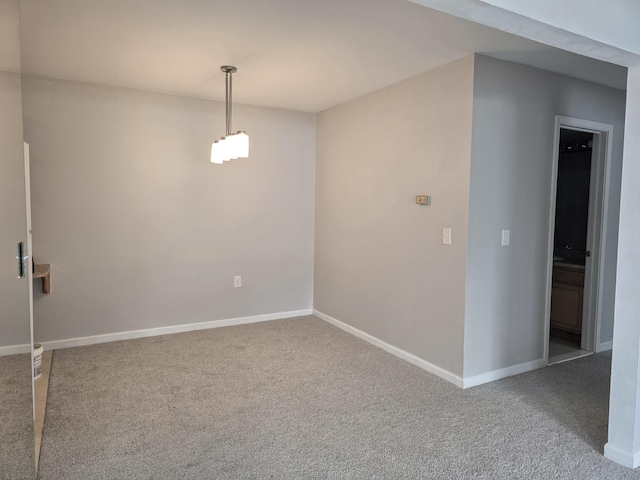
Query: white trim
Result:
<box><xmin>0</xmin><ymin>343</ymin><xmax>31</xmax><ymax>357</ymax></box>
<box><xmin>462</xmin><ymin>358</ymin><xmax>547</xmax><ymax>389</ymax></box>
<box><xmin>604</xmin><ymin>442</ymin><xmax>640</xmax><ymax>469</ymax></box>
<box><xmin>544</xmin><ymin>116</ymin><xmax>614</xmax><ymax>365</ymax></box>
<box><xmin>313</xmin><ymin>309</ymin><xmax>464</xmax><ymax>388</ymax></box>
<box><xmin>597</xmin><ymin>340</ymin><xmax>613</xmax><ymax>353</ymax></box>
<box><xmin>38</xmin><ymin>309</ymin><xmax>312</xmax><ymax>351</ymax></box>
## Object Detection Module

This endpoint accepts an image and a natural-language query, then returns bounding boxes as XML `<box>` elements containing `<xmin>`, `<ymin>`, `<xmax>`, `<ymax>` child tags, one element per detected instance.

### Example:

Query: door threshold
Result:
<box><xmin>548</xmin><ymin>349</ymin><xmax>592</xmax><ymax>365</ymax></box>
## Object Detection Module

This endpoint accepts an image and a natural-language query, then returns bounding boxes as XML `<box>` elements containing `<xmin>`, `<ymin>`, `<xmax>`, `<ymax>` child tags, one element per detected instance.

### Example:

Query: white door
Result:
<box><xmin>24</xmin><ymin>142</ymin><xmax>35</xmax><ymax>420</ymax></box>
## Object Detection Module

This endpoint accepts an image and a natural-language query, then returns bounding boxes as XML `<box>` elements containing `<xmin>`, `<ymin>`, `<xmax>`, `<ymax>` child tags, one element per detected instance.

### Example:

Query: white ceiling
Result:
<box><xmin>18</xmin><ymin>0</ymin><xmax>627</xmax><ymax>113</ymax></box>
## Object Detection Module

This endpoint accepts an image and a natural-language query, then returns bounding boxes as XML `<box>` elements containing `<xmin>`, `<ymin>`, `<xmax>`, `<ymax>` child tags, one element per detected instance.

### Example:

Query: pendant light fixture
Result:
<box><xmin>211</xmin><ymin>65</ymin><xmax>249</xmax><ymax>164</ymax></box>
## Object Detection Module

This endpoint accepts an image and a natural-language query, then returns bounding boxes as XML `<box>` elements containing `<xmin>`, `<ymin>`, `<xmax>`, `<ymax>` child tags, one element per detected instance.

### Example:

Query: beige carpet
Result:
<box><xmin>38</xmin><ymin>316</ymin><xmax>640</xmax><ymax>479</ymax></box>
<box><xmin>0</xmin><ymin>353</ymin><xmax>35</xmax><ymax>480</ymax></box>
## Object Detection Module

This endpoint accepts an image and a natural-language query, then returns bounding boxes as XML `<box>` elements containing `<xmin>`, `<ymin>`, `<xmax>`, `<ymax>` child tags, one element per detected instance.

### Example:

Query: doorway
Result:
<box><xmin>545</xmin><ymin>116</ymin><xmax>613</xmax><ymax>365</ymax></box>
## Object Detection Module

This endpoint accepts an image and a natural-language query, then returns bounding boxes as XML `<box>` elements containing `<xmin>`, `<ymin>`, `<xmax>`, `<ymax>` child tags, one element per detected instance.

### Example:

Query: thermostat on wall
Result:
<box><xmin>416</xmin><ymin>195</ymin><xmax>431</xmax><ymax>205</ymax></box>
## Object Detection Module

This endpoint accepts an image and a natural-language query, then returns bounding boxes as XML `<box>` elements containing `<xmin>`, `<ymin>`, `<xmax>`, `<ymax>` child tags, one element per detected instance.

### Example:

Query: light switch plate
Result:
<box><xmin>443</xmin><ymin>228</ymin><xmax>452</xmax><ymax>245</ymax></box>
<box><xmin>501</xmin><ymin>230</ymin><xmax>510</xmax><ymax>246</ymax></box>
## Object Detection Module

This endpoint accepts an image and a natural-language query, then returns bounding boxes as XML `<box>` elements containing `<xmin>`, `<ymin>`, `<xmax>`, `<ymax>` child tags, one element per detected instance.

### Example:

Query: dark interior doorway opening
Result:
<box><xmin>549</xmin><ymin>129</ymin><xmax>594</xmax><ymax>363</ymax></box>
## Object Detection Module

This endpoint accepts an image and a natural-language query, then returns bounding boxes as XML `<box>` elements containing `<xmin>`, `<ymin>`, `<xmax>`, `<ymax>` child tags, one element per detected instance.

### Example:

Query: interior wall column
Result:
<box><xmin>605</xmin><ymin>64</ymin><xmax>640</xmax><ymax>469</ymax></box>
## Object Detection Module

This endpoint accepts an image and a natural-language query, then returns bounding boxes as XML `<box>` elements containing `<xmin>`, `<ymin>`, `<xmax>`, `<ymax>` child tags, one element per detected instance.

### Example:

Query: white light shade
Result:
<box><xmin>211</xmin><ymin>141</ymin><xmax>223</xmax><ymax>164</ymax></box>
<box><xmin>219</xmin><ymin>137</ymin><xmax>232</xmax><ymax>162</ymax></box>
<box><xmin>235</xmin><ymin>131</ymin><xmax>249</xmax><ymax>158</ymax></box>
<box><xmin>210</xmin><ymin>133</ymin><xmax>249</xmax><ymax>164</ymax></box>
<box><xmin>226</xmin><ymin>134</ymin><xmax>241</xmax><ymax>160</ymax></box>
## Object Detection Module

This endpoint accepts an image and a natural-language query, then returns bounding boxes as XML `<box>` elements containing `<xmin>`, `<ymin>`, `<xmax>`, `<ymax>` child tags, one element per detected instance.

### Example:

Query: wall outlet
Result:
<box><xmin>443</xmin><ymin>228</ymin><xmax>452</xmax><ymax>245</ymax></box>
<box><xmin>501</xmin><ymin>230</ymin><xmax>510</xmax><ymax>246</ymax></box>
<box><xmin>234</xmin><ymin>275</ymin><xmax>242</xmax><ymax>288</ymax></box>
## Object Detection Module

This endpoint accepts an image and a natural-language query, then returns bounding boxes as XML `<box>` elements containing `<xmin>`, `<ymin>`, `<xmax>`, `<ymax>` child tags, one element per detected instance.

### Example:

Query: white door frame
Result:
<box><xmin>543</xmin><ymin>115</ymin><xmax>614</xmax><ymax>363</ymax></box>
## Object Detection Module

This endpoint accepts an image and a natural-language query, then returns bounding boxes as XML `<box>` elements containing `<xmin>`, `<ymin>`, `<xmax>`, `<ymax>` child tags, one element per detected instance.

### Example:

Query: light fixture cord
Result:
<box><xmin>225</xmin><ymin>70</ymin><xmax>232</xmax><ymax>136</ymax></box>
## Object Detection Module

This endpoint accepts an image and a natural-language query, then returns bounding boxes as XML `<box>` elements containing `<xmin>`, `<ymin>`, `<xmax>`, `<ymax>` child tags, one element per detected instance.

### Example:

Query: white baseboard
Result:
<box><xmin>312</xmin><ymin>310</ymin><xmax>548</xmax><ymax>389</ymax></box>
<box><xmin>39</xmin><ymin>309</ymin><xmax>313</xmax><ymax>351</ymax></box>
<box><xmin>313</xmin><ymin>309</ymin><xmax>464</xmax><ymax>388</ymax></box>
<box><xmin>604</xmin><ymin>442</ymin><xmax>640</xmax><ymax>469</ymax></box>
<box><xmin>462</xmin><ymin>358</ymin><xmax>547</xmax><ymax>389</ymax></box>
<box><xmin>0</xmin><ymin>343</ymin><xmax>31</xmax><ymax>357</ymax></box>
<box><xmin>597</xmin><ymin>340</ymin><xmax>613</xmax><ymax>352</ymax></box>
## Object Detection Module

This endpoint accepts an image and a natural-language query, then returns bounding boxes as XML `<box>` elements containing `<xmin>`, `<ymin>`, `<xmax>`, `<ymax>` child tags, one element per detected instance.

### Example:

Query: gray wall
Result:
<box><xmin>606</xmin><ymin>64</ymin><xmax>640</xmax><ymax>468</ymax></box>
<box><xmin>314</xmin><ymin>57</ymin><xmax>475</xmax><ymax>377</ymax></box>
<box><xmin>0</xmin><ymin>0</ymin><xmax>29</xmax><ymax>349</ymax></box>
<box><xmin>464</xmin><ymin>55</ymin><xmax>626</xmax><ymax>377</ymax></box>
<box><xmin>22</xmin><ymin>76</ymin><xmax>316</xmax><ymax>343</ymax></box>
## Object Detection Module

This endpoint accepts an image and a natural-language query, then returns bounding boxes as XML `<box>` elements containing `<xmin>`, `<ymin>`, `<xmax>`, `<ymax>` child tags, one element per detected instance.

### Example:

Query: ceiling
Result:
<box><xmin>18</xmin><ymin>0</ymin><xmax>628</xmax><ymax>113</ymax></box>
<box><xmin>0</xmin><ymin>0</ymin><xmax>21</xmax><ymax>72</ymax></box>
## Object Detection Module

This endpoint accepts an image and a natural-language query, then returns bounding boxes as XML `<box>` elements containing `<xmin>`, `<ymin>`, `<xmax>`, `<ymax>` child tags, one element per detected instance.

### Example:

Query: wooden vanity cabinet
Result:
<box><xmin>550</xmin><ymin>265</ymin><xmax>585</xmax><ymax>335</ymax></box>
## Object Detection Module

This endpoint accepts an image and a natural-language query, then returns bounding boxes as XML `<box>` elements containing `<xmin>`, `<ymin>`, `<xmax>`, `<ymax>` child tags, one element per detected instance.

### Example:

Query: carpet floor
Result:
<box><xmin>0</xmin><ymin>353</ymin><xmax>35</xmax><ymax>480</ymax></box>
<box><xmin>38</xmin><ymin>316</ymin><xmax>640</xmax><ymax>479</ymax></box>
